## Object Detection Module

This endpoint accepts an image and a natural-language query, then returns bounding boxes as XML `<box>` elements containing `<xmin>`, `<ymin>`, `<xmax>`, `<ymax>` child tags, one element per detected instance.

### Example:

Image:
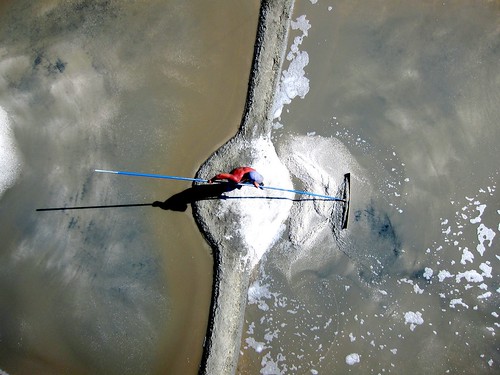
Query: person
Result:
<box><xmin>207</xmin><ymin>166</ymin><xmax>264</xmax><ymax>188</ymax></box>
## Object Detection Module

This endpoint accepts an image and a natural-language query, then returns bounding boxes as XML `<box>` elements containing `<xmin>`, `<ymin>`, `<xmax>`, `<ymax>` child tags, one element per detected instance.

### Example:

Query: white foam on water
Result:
<box><xmin>0</xmin><ymin>107</ymin><xmax>22</xmax><ymax>198</ymax></box>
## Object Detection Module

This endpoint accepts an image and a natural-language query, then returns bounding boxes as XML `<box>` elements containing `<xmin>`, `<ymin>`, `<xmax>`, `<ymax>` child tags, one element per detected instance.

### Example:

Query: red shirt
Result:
<box><xmin>210</xmin><ymin>167</ymin><xmax>256</xmax><ymax>184</ymax></box>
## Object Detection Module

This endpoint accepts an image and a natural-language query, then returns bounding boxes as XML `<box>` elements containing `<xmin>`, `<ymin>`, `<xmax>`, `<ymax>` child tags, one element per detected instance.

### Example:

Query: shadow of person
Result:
<box><xmin>152</xmin><ymin>183</ymin><xmax>239</xmax><ymax>212</ymax></box>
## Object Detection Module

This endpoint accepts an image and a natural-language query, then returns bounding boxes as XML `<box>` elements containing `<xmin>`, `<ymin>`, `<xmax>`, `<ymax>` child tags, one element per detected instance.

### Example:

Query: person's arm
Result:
<box><xmin>208</xmin><ymin>173</ymin><xmax>239</xmax><ymax>183</ymax></box>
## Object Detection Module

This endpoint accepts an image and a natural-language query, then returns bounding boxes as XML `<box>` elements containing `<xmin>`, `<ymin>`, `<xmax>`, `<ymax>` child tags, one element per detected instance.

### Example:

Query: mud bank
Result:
<box><xmin>192</xmin><ymin>1</ymin><xmax>295</xmax><ymax>374</ymax></box>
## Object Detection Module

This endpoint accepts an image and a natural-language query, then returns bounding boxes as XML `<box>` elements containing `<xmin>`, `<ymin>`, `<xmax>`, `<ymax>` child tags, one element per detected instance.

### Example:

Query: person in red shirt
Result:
<box><xmin>208</xmin><ymin>167</ymin><xmax>264</xmax><ymax>188</ymax></box>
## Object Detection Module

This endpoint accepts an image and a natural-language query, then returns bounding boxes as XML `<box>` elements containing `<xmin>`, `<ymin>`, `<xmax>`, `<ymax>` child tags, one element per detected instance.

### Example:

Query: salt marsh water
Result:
<box><xmin>1</xmin><ymin>0</ymin><xmax>498</xmax><ymax>374</ymax></box>
<box><xmin>238</xmin><ymin>1</ymin><xmax>499</xmax><ymax>374</ymax></box>
<box><xmin>0</xmin><ymin>1</ymin><xmax>258</xmax><ymax>374</ymax></box>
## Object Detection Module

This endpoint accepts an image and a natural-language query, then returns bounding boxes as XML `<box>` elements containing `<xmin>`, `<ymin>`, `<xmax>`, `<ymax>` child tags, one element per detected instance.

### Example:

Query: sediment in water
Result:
<box><xmin>192</xmin><ymin>1</ymin><xmax>295</xmax><ymax>374</ymax></box>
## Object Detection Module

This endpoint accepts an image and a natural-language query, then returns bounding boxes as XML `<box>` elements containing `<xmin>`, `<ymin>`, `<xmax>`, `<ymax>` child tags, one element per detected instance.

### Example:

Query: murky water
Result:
<box><xmin>2</xmin><ymin>0</ymin><xmax>498</xmax><ymax>374</ymax></box>
<box><xmin>239</xmin><ymin>1</ymin><xmax>499</xmax><ymax>374</ymax></box>
<box><xmin>0</xmin><ymin>1</ymin><xmax>259</xmax><ymax>374</ymax></box>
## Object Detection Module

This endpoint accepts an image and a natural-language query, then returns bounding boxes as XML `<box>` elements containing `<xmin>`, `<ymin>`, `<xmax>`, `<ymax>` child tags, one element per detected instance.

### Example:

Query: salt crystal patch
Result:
<box><xmin>0</xmin><ymin>107</ymin><xmax>23</xmax><ymax>198</ymax></box>
<box><xmin>245</xmin><ymin>337</ymin><xmax>266</xmax><ymax>353</ymax></box>
<box><xmin>438</xmin><ymin>270</ymin><xmax>453</xmax><ymax>282</ymax></box>
<box><xmin>273</xmin><ymin>15</ymin><xmax>311</xmax><ymax>119</ymax></box>
<box><xmin>414</xmin><ymin>284</ymin><xmax>424</xmax><ymax>294</ymax></box>
<box><xmin>423</xmin><ymin>267</ymin><xmax>433</xmax><ymax>280</ymax></box>
<box><xmin>345</xmin><ymin>353</ymin><xmax>360</xmax><ymax>365</ymax></box>
<box><xmin>261</xmin><ymin>352</ymin><xmax>285</xmax><ymax>375</ymax></box>
<box><xmin>456</xmin><ymin>270</ymin><xmax>483</xmax><ymax>284</ymax></box>
<box><xmin>460</xmin><ymin>248</ymin><xmax>474</xmax><ymax>265</ymax></box>
<box><xmin>479</xmin><ymin>263</ymin><xmax>492</xmax><ymax>278</ymax></box>
<box><xmin>476</xmin><ymin>223</ymin><xmax>495</xmax><ymax>256</ymax></box>
<box><xmin>248</xmin><ymin>279</ymin><xmax>272</xmax><ymax>311</ymax></box>
<box><xmin>478</xmin><ymin>292</ymin><xmax>492</xmax><ymax>299</ymax></box>
<box><xmin>470</xmin><ymin>204</ymin><xmax>486</xmax><ymax>224</ymax></box>
<box><xmin>404</xmin><ymin>311</ymin><xmax>424</xmax><ymax>331</ymax></box>
<box><xmin>221</xmin><ymin>137</ymin><xmax>292</xmax><ymax>268</ymax></box>
<box><xmin>450</xmin><ymin>299</ymin><xmax>469</xmax><ymax>309</ymax></box>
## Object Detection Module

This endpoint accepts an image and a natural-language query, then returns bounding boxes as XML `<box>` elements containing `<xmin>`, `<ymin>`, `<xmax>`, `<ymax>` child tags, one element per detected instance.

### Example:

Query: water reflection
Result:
<box><xmin>0</xmin><ymin>0</ymin><xmax>259</xmax><ymax>374</ymax></box>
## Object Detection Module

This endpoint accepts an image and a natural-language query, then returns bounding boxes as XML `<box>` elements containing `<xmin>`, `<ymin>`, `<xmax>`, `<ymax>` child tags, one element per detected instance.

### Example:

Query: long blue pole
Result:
<box><xmin>94</xmin><ymin>169</ymin><xmax>344</xmax><ymax>201</ymax></box>
<box><xmin>95</xmin><ymin>169</ymin><xmax>208</xmax><ymax>183</ymax></box>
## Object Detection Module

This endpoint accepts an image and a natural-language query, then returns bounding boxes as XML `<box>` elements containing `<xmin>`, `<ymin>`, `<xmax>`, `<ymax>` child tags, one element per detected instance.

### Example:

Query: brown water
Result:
<box><xmin>238</xmin><ymin>1</ymin><xmax>499</xmax><ymax>374</ymax></box>
<box><xmin>0</xmin><ymin>1</ymin><xmax>259</xmax><ymax>374</ymax></box>
<box><xmin>2</xmin><ymin>1</ymin><xmax>499</xmax><ymax>374</ymax></box>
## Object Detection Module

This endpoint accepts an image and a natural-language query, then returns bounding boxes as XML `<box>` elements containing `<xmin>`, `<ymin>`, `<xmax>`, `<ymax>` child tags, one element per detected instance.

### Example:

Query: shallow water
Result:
<box><xmin>0</xmin><ymin>1</ymin><xmax>259</xmax><ymax>374</ymax></box>
<box><xmin>238</xmin><ymin>1</ymin><xmax>499</xmax><ymax>374</ymax></box>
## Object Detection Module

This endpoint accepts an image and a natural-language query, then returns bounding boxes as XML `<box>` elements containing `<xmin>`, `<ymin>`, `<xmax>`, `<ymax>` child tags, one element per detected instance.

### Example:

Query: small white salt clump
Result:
<box><xmin>476</xmin><ymin>223</ymin><xmax>495</xmax><ymax>256</ymax></box>
<box><xmin>460</xmin><ymin>248</ymin><xmax>474</xmax><ymax>264</ymax></box>
<box><xmin>404</xmin><ymin>311</ymin><xmax>424</xmax><ymax>331</ymax></box>
<box><xmin>423</xmin><ymin>267</ymin><xmax>433</xmax><ymax>280</ymax></box>
<box><xmin>450</xmin><ymin>298</ymin><xmax>469</xmax><ymax>309</ymax></box>
<box><xmin>345</xmin><ymin>353</ymin><xmax>360</xmax><ymax>365</ymax></box>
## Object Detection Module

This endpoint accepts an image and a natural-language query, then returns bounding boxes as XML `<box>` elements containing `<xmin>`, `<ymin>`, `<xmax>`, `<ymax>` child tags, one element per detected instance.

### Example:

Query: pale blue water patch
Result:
<box><xmin>239</xmin><ymin>0</ymin><xmax>499</xmax><ymax>373</ymax></box>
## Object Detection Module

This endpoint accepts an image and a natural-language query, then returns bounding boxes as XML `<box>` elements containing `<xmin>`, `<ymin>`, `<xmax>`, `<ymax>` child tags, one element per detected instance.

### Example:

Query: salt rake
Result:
<box><xmin>94</xmin><ymin>169</ymin><xmax>351</xmax><ymax>228</ymax></box>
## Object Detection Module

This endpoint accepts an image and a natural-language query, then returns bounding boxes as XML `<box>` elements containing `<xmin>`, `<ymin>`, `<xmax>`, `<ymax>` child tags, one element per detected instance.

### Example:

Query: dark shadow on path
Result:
<box><xmin>152</xmin><ymin>183</ymin><xmax>333</xmax><ymax>212</ymax></box>
<box><xmin>37</xmin><ymin>183</ymin><xmax>338</xmax><ymax>212</ymax></box>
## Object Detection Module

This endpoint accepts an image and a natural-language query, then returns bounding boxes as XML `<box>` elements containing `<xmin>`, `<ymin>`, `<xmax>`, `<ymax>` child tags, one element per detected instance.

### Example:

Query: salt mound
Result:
<box><xmin>279</xmin><ymin>134</ymin><xmax>367</xmax><ymax>250</ymax></box>
<box><xmin>214</xmin><ymin>137</ymin><xmax>293</xmax><ymax>269</ymax></box>
<box><xmin>0</xmin><ymin>107</ymin><xmax>22</xmax><ymax>198</ymax></box>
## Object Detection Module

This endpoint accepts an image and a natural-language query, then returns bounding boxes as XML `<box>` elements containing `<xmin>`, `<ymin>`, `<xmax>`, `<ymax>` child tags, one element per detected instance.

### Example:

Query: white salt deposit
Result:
<box><xmin>272</xmin><ymin>15</ymin><xmax>311</xmax><ymax>119</ymax></box>
<box><xmin>450</xmin><ymin>299</ymin><xmax>469</xmax><ymax>309</ymax></box>
<box><xmin>260</xmin><ymin>352</ymin><xmax>285</xmax><ymax>375</ymax></box>
<box><xmin>476</xmin><ymin>223</ymin><xmax>495</xmax><ymax>256</ymax></box>
<box><xmin>477</xmin><ymin>292</ymin><xmax>492</xmax><ymax>299</ymax></box>
<box><xmin>279</xmin><ymin>135</ymin><xmax>366</xmax><ymax>254</ymax></box>
<box><xmin>345</xmin><ymin>353</ymin><xmax>360</xmax><ymax>365</ymax></box>
<box><xmin>245</xmin><ymin>337</ymin><xmax>266</xmax><ymax>353</ymax></box>
<box><xmin>455</xmin><ymin>270</ymin><xmax>483</xmax><ymax>284</ymax></box>
<box><xmin>0</xmin><ymin>107</ymin><xmax>22</xmax><ymax>198</ymax></box>
<box><xmin>460</xmin><ymin>247</ymin><xmax>474</xmax><ymax>265</ymax></box>
<box><xmin>423</xmin><ymin>267</ymin><xmax>433</xmax><ymax>280</ymax></box>
<box><xmin>248</xmin><ymin>280</ymin><xmax>273</xmax><ymax>311</ymax></box>
<box><xmin>404</xmin><ymin>311</ymin><xmax>424</xmax><ymax>331</ymax></box>
<box><xmin>470</xmin><ymin>204</ymin><xmax>486</xmax><ymax>224</ymax></box>
<box><xmin>438</xmin><ymin>270</ymin><xmax>453</xmax><ymax>282</ymax></box>
<box><xmin>217</xmin><ymin>137</ymin><xmax>293</xmax><ymax>269</ymax></box>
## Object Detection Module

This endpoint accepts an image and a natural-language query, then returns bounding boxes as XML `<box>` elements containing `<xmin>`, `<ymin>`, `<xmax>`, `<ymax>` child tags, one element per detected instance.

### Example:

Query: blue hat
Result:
<box><xmin>248</xmin><ymin>170</ymin><xmax>264</xmax><ymax>184</ymax></box>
